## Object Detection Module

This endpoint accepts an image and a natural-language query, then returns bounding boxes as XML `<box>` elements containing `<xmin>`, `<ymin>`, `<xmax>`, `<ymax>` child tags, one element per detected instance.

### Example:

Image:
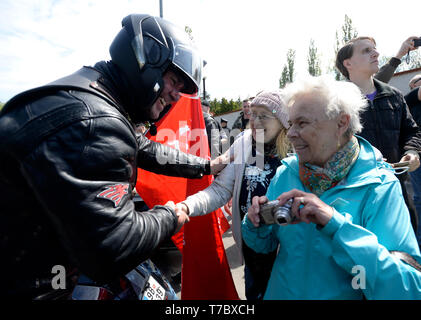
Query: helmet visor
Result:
<box><xmin>172</xmin><ymin>44</ymin><xmax>202</xmax><ymax>95</ymax></box>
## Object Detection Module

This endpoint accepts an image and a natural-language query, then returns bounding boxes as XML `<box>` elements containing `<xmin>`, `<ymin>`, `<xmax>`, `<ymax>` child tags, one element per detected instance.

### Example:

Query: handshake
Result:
<box><xmin>164</xmin><ymin>201</ymin><xmax>190</xmax><ymax>233</ymax></box>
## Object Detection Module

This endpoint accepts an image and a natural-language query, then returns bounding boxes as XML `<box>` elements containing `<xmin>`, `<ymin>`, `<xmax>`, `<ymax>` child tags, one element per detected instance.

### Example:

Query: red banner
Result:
<box><xmin>136</xmin><ymin>96</ymin><xmax>238</xmax><ymax>300</ymax></box>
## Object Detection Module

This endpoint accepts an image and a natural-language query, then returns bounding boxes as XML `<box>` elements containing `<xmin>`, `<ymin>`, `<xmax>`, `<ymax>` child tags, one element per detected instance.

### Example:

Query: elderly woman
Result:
<box><xmin>243</xmin><ymin>76</ymin><xmax>421</xmax><ymax>300</ymax></box>
<box><xmin>176</xmin><ymin>90</ymin><xmax>291</xmax><ymax>300</ymax></box>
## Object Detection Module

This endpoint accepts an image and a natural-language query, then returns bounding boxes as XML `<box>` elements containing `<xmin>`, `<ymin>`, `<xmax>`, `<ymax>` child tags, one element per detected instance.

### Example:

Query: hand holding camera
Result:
<box><xmin>247</xmin><ymin>189</ymin><xmax>334</xmax><ymax>228</ymax></box>
<box><xmin>258</xmin><ymin>199</ymin><xmax>296</xmax><ymax>225</ymax></box>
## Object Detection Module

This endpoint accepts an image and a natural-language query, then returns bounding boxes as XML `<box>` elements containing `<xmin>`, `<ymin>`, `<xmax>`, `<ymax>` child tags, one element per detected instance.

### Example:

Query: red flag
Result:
<box><xmin>136</xmin><ymin>96</ymin><xmax>238</xmax><ymax>300</ymax></box>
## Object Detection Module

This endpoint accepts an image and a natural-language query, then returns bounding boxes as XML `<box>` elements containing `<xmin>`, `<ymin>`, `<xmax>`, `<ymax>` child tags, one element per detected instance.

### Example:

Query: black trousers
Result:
<box><xmin>398</xmin><ymin>174</ymin><xmax>419</xmax><ymax>234</ymax></box>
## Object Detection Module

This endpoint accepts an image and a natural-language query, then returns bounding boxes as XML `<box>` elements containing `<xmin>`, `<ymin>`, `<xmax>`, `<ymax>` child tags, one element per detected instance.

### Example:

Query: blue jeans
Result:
<box><xmin>410</xmin><ymin>167</ymin><xmax>421</xmax><ymax>246</ymax></box>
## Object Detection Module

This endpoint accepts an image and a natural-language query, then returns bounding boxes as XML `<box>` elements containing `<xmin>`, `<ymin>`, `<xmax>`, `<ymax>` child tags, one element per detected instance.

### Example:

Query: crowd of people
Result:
<box><xmin>1</xmin><ymin>13</ymin><xmax>421</xmax><ymax>300</ymax></box>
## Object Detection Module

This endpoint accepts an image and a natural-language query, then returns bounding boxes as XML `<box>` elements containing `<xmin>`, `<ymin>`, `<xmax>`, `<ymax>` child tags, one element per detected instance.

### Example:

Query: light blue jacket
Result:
<box><xmin>242</xmin><ymin>137</ymin><xmax>421</xmax><ymax>299</ymax></box>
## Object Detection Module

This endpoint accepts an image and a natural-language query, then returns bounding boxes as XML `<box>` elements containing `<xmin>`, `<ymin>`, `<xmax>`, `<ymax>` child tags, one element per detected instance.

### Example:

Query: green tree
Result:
<box><xmin>332</xmin><ymin>14</ymin><xmax>359</xmax><ymax>80</ymax></box>
<box><xmin>341</xmin><ymin>15</ymin><xmax>358</xmax><ymax>45</ymax></box>
<box><xmin>279</xmin><ymin>49</ymin><xmax>296</xmax><ymax>88</ymax></box>
<box><xmin>307</xmin><ymin>39</ymin><xmax>322</xmax><ymax>76</ymax></box>
<box><xmin>209</xmin><ymin>97</ymin><xmax>241</xmax><ymax>116</ymax></box>
<box><xmin>279</xmin><ymin>66</ymin><xmax>289</xmax><ymax>89</ymax></box>
<box><xmin>185</xmin><ymin>25</ymin><xmax>194</xmax><ymax>40</ymax></box>
<box><xmin>0</xmin><ymin>102</ymin><xmax>4</xmax><ymax>110</ymax></box>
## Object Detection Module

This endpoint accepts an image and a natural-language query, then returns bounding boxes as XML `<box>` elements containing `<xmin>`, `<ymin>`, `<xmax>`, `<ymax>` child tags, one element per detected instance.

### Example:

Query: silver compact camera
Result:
<box><xmin>258</xmin><ymin>198</ymin><xmax>295</xmax><ymax>225</ymax></box>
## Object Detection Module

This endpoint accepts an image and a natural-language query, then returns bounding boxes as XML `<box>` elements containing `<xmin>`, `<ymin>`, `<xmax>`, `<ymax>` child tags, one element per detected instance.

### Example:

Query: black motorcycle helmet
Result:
<box><xmin>109</xmin><ymin>14</ymin><xmax>202</xmax><ymax>123</ymax></box>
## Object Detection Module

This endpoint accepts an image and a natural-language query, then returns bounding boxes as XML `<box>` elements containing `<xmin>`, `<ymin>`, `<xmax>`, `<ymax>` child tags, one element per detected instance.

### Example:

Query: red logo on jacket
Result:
<box><xmin>97</xmin><ymin>184</ymin><xmax>129</xmax><ymax>207</ymax></box>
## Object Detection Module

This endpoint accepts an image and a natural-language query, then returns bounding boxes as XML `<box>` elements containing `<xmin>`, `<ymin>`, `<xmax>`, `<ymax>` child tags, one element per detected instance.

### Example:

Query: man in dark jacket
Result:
<box><xmin>336</xmin><ymin>36</ymin><xmax>421</xmax><ymax>232</ymax></box>
<box><xmin>406</xmin><ymin>74</ymin><xmax>421</xmax><ymax>129</ymax></box>
<box><xmin>232</xmin><ymin>98</ymin><xmax>251</xmax><ymax>132</ymax></box>
<box><xmin>201</xmin><ymin>100</ymin><xmax>228</xmax><ymax>159</ymax></box>
<box><xmin>0</xmin><ymin>14</ymin><xmax>226</xmax><ymax>299</ymax></box>
<box><xmin>405</xmin><ymin>75</ymin><xmax>421</xmax><ymax>246</ymax></box>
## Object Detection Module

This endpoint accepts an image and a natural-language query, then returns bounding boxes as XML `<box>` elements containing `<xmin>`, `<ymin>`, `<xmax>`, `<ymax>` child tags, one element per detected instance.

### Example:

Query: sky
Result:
<box><xmin>1</xmin><ymin>0</ymin><xmax>420</xmax><ymax>103</ymax></box>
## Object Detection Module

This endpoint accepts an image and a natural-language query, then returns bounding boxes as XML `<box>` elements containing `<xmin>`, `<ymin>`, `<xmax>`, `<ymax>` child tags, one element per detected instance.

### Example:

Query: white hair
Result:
<box><xmin>282</xmin><ymin>75</ymin><xmax>368</xmax><ymax>136</ymax></box>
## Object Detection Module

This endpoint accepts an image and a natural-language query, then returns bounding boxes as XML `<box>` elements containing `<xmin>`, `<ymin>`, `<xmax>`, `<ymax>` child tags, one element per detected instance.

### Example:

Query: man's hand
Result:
<box><xmin>400</xmin><ymin>153</ymin><xmax>420</xmax><ymax>172</ymax></box>
<box><xmin>210</xmin><ymin>150</ymin><xmax>234</xmax><ymax>175</ymax></box>
<box><xmin>166</xmin><ymin>201</ymin><xmax>190</xmax><ymax>233</ymax></box>
<box><xmin>395</xmin><ymin>36</ymin><xmax>419</xmax><ymax>60</ymax></box>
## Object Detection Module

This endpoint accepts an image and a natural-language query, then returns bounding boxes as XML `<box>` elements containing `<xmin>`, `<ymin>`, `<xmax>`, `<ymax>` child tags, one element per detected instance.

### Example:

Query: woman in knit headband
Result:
<box><xmin>176</xmin><ymin>90</ymin><xmax>291</xmax><ymax>300</ymax></box>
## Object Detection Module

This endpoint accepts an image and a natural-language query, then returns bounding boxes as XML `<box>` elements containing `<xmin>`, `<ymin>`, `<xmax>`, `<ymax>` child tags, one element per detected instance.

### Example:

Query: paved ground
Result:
<box><xmin>221</xmin><ymin>215</ymin><xmax>246</xmax><ymax>300</ymax></box>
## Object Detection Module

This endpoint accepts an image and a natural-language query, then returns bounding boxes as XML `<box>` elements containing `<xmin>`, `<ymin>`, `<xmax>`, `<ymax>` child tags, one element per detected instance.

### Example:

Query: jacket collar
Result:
<box><xmin>372</xmin><ymin>77</ymin><xmax>395</xmax><ymax>99</ymax></box>
<box><xmin>282</xmin><ymin>136</ymin><xmax>385</xmax><ymax>190</ymax></box>
<box><xmin>343</xmin><ymin>78</ymin><xmax>394</xmax><ymax>100</ymax></box>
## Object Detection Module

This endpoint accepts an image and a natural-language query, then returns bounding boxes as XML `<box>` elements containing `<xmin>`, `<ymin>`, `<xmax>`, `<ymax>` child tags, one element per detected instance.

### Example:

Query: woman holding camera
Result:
<box><xmin>176</xmin><ymin>90</ymin><xmax>291</xmax><ymax>300</ymax></box>
<box><xmin>244</xmin><ymin>76</ymin><xmax>421</xmax><ymax>299</ymax></box>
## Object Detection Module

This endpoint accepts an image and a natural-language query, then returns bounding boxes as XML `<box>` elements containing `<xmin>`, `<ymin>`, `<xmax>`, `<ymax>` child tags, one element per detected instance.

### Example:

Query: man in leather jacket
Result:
<box><xmin>336</xmin><ymin>36</ymin><xmax>421</xmax><ymax>232</ymax></box>
<box><xmin>0</xmin><ymin>14</ymin><xmax>226</xmax><ymax>298</ymax></box>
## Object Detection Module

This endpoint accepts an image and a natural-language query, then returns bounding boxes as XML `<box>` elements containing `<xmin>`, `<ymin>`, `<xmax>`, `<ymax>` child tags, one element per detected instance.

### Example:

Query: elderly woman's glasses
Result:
<box><xmin>250</xmin><ymin>113</ymin><xmax>277</xmax><ymax>122</ymax></box>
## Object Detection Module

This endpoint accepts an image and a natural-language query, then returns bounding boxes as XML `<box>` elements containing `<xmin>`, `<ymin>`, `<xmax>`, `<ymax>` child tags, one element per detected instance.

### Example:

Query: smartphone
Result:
<box><xmin>391</xmin><ymin>161</ymin><xmax>410</xmax><ymax>168</ymax></box>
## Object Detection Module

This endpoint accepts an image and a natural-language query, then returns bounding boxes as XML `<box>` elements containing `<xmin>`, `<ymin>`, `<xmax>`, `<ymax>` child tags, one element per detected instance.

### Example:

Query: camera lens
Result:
<box><xmin>273</xmin><ymin>198</ymin><xmax>294</xmax><ymax>225</ymax></box>
<box><xmin>276</xmin><ymin>216</ymin><xmax>288</xmax><ymax>225</ymax></box>
<box><xmin>274</xmin><ymin>207</ymin><xmax>291</xmax><ymax>225</ymax></box>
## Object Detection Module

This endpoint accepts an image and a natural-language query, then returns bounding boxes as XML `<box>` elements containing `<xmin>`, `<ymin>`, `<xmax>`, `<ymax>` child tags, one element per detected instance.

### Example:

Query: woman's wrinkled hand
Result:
<box><xmin>276</xmin><ymin>189</ymin><xmax>333</xmax><ymax>227</ymax></box>
<box><xmin>247</xmin><ymin>195</ymin><xmax>269</xmax><ymax>227</ymax></box>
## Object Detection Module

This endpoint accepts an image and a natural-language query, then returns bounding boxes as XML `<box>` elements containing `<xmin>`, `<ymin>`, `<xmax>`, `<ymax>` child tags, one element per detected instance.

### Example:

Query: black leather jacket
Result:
<box><xmin>0</xmin><ymin>67</ymin><xmax>209</xmax><ymax>297</ymax></box>
<box><xmin>359</xmin><ymin>78</ymin><xmax>421</xmax><ymax>164</ymax></box>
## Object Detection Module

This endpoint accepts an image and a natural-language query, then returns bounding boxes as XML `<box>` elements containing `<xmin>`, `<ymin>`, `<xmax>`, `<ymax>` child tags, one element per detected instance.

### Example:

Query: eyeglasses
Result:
<box><xmin>250</xmin><ymin>113</ymin><xmax>277</xmax><ymax>122</ymax></box>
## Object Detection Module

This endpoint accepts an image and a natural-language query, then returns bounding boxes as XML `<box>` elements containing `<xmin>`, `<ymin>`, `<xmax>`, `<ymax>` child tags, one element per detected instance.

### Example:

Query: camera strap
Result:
<box><xmin>390</xmin><ymin>250</ymin><xmax>421</xmax><ymax>272</ymax></box>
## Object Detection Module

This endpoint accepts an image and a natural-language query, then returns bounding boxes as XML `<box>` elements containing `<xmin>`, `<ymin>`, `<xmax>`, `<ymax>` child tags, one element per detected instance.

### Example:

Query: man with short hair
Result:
<box><xmin>336</xmin><ymin>36</ymin><xmax>421</xmax><ymax>232</ymax></box>
<box><xmin>232</xmin><ymin>98</ymin><xmax>251</xmax><ymax>131</ymax></box>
